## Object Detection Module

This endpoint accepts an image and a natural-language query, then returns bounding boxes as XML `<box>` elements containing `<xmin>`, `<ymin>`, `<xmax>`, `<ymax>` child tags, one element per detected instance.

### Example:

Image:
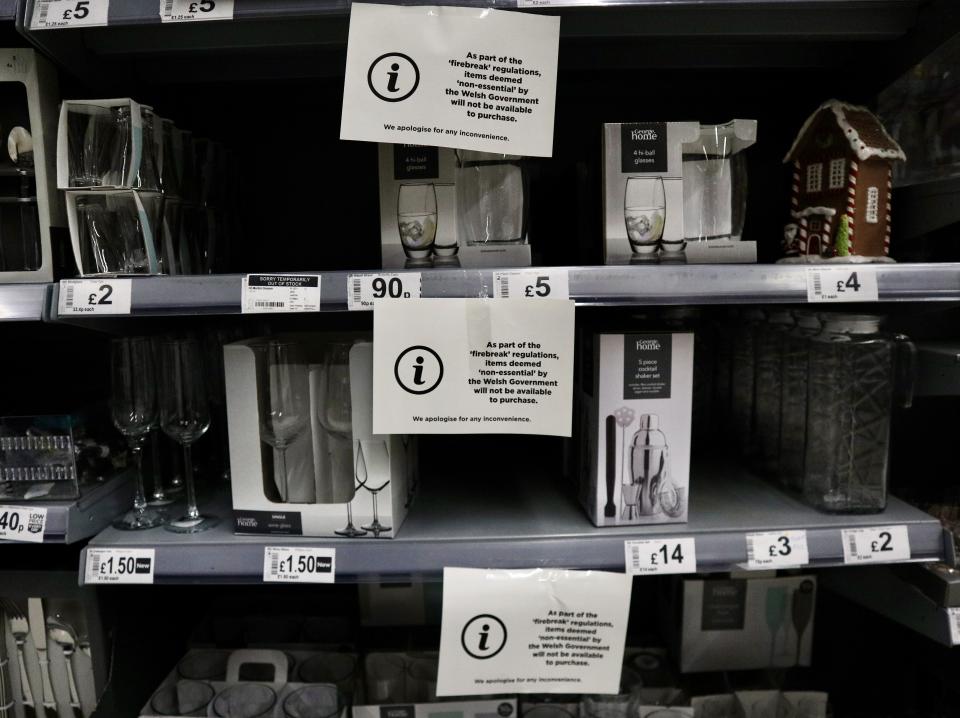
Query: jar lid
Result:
<box><xmin>819</xmin><ymin>313</ymin><xmax>883</xmax><ymax>334</ymax></box>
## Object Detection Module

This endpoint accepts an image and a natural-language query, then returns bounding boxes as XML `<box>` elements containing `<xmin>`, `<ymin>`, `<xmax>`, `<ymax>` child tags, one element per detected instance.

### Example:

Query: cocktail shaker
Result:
<box><xmin>630</xmin><ymin>414</ymin><xmax>668</xmax><ymax>515</ymax></box>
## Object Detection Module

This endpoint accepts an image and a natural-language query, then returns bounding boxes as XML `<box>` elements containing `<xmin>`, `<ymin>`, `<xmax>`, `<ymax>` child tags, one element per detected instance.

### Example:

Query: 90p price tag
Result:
<box><xmin>493</xmin><ymin>270</ymin><xmax>569</xmax><ymax>300</ymax></box>
<box><xmin>347</xmin><ymin>273</ymin><xmax>422</xmax><ymax>311</ymax></box>
<box><xmin>0</xmin><ymin>506</ymin><xmax>46</xmax><ymax>543</ymax></box>
<box><xmin>31</xmin><ymin>0</ymin><xmax>110</xmax><ymax>29</ymax></box>
<box><xmin>841</xmin><ymin>525</ymin><xmax>910</xmax><ymax>564</ymax></box>
<box><xmin>745</xmin><ymin>530</ymin><xmax>809</xmax><ymax>569</ymax></box>
<box><xmin>58</xmin><ymin>279</ymin><xmax>132</xmax><ymax>316</ymax></box>
<box><xmin>263</xmin><ymin>546</ymin><xmax>335</xmax><ymax>583</ymax></box>
<box><xmin>625</xmin><ymin>537</ymin><xmax>696</xmax><ymax>575</ymax></box>
<box><xmin>806</xmin><ymin>267</ymin><xmax>879</xmax><ymax>302</ymax></box>
<box><xmin>160</xmin><ymin>0</ymin><xmax>234</xmax><ymax>22</ymax></box>
<box><xmin>85</xmin><ymin>548</ymin><xmax>155</xmax><ymax>584</ymax></box>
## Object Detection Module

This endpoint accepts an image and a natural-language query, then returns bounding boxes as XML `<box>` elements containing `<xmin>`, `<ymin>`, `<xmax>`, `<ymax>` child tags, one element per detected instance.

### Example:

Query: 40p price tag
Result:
<box><xmin>31</xmin><ymin>0</ymin><xmax>110</xmax><ymax>29</ymax></box>
<box><xmin>841</xmin><ymin>525</ymin><xmax>910</xmax><ymax>564</ymax></box>
<box><xmin>493</xmin><ymin>270</ymin><xmax>569</xmax><ymax>300</ymax></box>
<box><xmin>347</xmin><ymin>272</ymin><xmax>421</xmax><ymax>311</ymax></box>
<box><xmin>160</xmin><ymin>0</ymin><xmax>234</xmax><ymax>22</ymax></box>
<box><xmin>745</xmin><ymin>530</ymin><xmax>809</xmax><ymax>569</ymax></box>
<box><xmin>0</xmin><ymin>506</ymin><xmax>46</xmax><ymax>543</ymax></box>
<box><xmin>806</xmin><ymin>267</ymin><xmax>878</xmax><ymax>303</ymax></box>
<box><xmin>263</xmin><ymin>546</ymin><xmax>335</xmax><ymax>583</ymax></box>
<box><xmin>59</xmin><ymin>279</ymin><xmax>132</xmax><ymax>316</ymax></box>
<box><xmin>85</xmin><ymin>548</ymin><xmax>155</xmax><ymax>584</ymax></box>
<box><xmin>625</xmin><ymin>537</ymin><xmax>696</xmax><ymax>575</ymax></box>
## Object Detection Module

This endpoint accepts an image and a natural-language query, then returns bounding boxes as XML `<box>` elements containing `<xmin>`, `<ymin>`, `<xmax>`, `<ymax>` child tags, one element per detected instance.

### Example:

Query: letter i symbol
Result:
<box><xmin>413</xmin><ymin>355</ymin><xmax>426</xmax><ymax>385</ymax></box>
<box><xmin>387</xmin><ymin>63</ymin><xmax>401</xmax><ymax>92</ymax></box>
<box><xmin>478</xmin><ymin>624</ymin><xmax>490</xmax><ymax>651</ymax></box>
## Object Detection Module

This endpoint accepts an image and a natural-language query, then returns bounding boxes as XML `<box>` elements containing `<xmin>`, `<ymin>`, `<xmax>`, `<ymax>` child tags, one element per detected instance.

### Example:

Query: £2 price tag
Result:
<box><xmin>806</xmin><ymin>267</ymin><xmax>879</xmax><ymax>303</ymax></box>
<box><xmin>160</xmin><ymin>0</ymin><xmax>234</xmax><ymax>22</ymax></box>
<box><xmin>347</xmin><ymin>272</ymin><xmax>422</xmax><ymax>311</ymax></box>
<box><xmin>263</xmin><ymin>547</ymin><xmax>335</xmax><ymax>584</ymax></box>
<box><xmin>0</xmin><ymin>506</ymin><xmax>47</xmax><ymax>543</ymax></box>
<box><xmin>32</xmin><ymin>0</ymin><xmax>110</xmax><ymax>29</ymax></box>
<box><xmin>85</xmin><ymin>548</ymin><xmax>155</xmax><ymax>584</ymax></box>
<box><xmin>745</xmin><ymin>530</ymin><xmax>809</xmax><ymax>569</ymax></box>
<box><xmin>59</xmin><ymin>279</ymin><xmax>132</xmax><ymax>316</ymax></box>
<box><xmin>493</xmin><ymin>270</ymin><xmax>569</xmax><ymax>300</ymax></box>
<box><xmin>625</xmin><ymin>537</ymin><xmax>696</xmax><ymax>575</ymax></box>
<box><xmin>841</xmin><ymin>525</ymin><xmax>910</xmax><ymax>564</ymax></box>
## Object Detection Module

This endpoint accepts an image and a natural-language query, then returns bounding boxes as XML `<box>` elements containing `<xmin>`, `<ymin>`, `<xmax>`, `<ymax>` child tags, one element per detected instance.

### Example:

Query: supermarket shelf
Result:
<box><xmin>45</xmin><ymin>263</ymin><xmax>960</xmax><ymax>320</ymax></box>
<box><xmin>0</xmin><ymin>283</ymin><xmax>48</xmax><ymax>321</ymax></box>
<box><xmin>78</xmin><ymin>466</ymin><xmax>947</xmax><ymax>584</ymax></box>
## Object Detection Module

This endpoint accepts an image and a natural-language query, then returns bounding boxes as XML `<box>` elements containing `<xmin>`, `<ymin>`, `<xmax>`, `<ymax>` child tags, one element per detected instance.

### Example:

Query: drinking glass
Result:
<box><xmin>283</xmin><ymin>685</ymin><xmax>344</xmax><ymax>718</ymax></box>
<box><xmin>159</xmin><ymin>117</ymin><xmax>182</xmax><ymax>198</ymax></box>
<box><xmin>364</xmin><ymin>653</ymin><xmax>407</xmax><ymax>704</ymax></box>
<box><xmin>361</xmin><ymin>441</ymin><xmax>391</xmax><ymax>536</ymax></box>
<box><xmin>624</xmin><ymin>177</ymin><xmax>665</xmax><ymax>254</ymax></box>
<box><xmin>455</xmin><ymin>150</ymin><xmax>526</xmax><ymax>245</ymax></box>
<box><xmin>67</xmin><ymin>105</ymin><xmax>117</xmax><ymax>187</ymax></box>
<box><xmin>160</xmin><ymin>337</ymin><xmax>218</xmax><ymax>533</ymax></box>
<box><xmin>296</xmin><ymin>652</ymin><xmax>357</xmax><ymax>695</ymax></box>
<box><xmin>432</xmin><ymin>183</ymin><xmax>458</xmax><ymax>256</ymax></box>
<box><xmin>582</xmin><ymin>695</ymin><xmax>631</xmax><ymax>718</ymax></box>
<box><xmin>76</xmin><ymin>193</ymin><xmax>159</xmax><ymax>275</ymax></box>
<box><xmin>212</xmin><ymin>684</ymin><xmax>277</xmax><ymax>718</ymax></box>
<box><xmin>406</xmin><ymin>655</ymin><xmax>438</xmax><ymax>702</ymax></box>
<box><xmin>110</xmin><ymin>337</ymin><xmax>165</xmax><ymax>530</ymax></box>
<box><xmin>397</xmin><ymin>183</ymin><xmax>437</xmax><ymax>259</ymax></box>
<box><xmin>177</xmin><ymin>650</ymin><xmax>230</xmax><ymax>681</ymax></box>
<box><xmin>136</xmin><ymin>107</ymin><xmax>163</xmax><ymax>191</ymax></box>
<box><xmin>255</xmin><ymin>341</ymin><xmax>310</xmax><ymax>503</ymax></box>
<box><xmin>149</xmin><ymin>680</ymin><xmax>215</xmax><ymax>717</ymax></box>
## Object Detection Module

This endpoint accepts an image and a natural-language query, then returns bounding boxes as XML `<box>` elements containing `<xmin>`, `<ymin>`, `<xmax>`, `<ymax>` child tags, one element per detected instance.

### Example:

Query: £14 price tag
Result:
<box><xmin>263</xmin><ymin>547</ymin><xmax>335</xmax><ymax>584</ymax></box>
<box><xmin>841</xmin><ymin>525</ymin><xmax>910</xmax><ymax>564</ymax></box>
<box><xmin>806</xmin><ymin>267</ymin><xmax>879</xmax><ymax>303</ymax></box>
<box><xmin>347</xmin><ymin>272</ymin><xmax>422</xmax><ymax>311</ymax></box>
<box><xmin>59</xmin><ymin>279</ymin><xmax>132</xmax><ymax>316</ymax></box>
<box><xmin>493</xmin><ymin>270</ymin><xmax>570</xmax><ymax>300</ymax></box>
<box><xmin>0</xmin><ymin>506</ymin><xmax>47</xmax><ymax>543</ymax></box>
<box><xmin>160</xmin><ymin>0</ymin><xmax>234</xmax><ymax>22</ymax></box>
<box><xmin>745</xmin><ymin>530</ymin><xmax>809</xmax><ymax>569</ymax></box>
<box><xmin>85</xmin><ymin>548</ymin><xmax>155</xmax><ymax>584</ymax></box>
<box><xmin>625</xmin><ymin>537</ymin><xmax>697</xmax><ymax>575</ymax></box>
<box><xmin>31</xmin><ymin>0</ymin><xmax>110</xmax><ymax>29</ymax></box>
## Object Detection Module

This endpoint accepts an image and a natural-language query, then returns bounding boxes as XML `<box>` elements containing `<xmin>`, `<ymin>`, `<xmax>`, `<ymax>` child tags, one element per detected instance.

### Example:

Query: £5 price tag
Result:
<box><xmin>745</xmin><ymin>530</ymin><xmax>809</xmax><ymax>569</ymax></box>
<box><xmin>806</xmin><ymin>267</ymin><xmax>879</xmax><ymax>303</ymax></box>
<box><xmin>0</xmin><ymin>506</ymin><xmax>47</xmax><ymax>543</ymax></box>
<box><xmin>59</xmin><ymin>279</ymin><xmax>132</xmax><ymax>316</ymax></box>
<box><xmin>160</xmin><ymin>0</ymin><xmax>234</xmax><ymax>22</ymax></box>
<box><xmin>263</xmin><ymin>546</ymin><xmax>335</xmax><ymax>584</ymax></box>
<box><xmin>625</xmin><ymin>537</ymin><xmax>697</xmax><ymax>576</ymax></box>
<box><xmin>31</xmin><ymin>0</ymin><xmax>110</xmax><ymax>29</ymax></box>
<box><xmin>493</xmin><ymin>270</ymin><xmax>570</xmax><ymax>300</ymax></box>
<box><xmin>347</xmin><ymin>272</ymin><xmax>422</xmax><ymax>311</ymax></box>
<box><xmin>85</xmin><ymin>548</ymin><xmax>155</xmax><ymax>584</ymax></box>
<box><xmin>841</xmin><ymin>525</ymin><xmax>910</xmax><ymax>564</ymax></box>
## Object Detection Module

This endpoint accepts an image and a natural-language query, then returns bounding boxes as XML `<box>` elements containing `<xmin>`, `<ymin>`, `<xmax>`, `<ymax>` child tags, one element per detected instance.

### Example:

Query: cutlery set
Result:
<box><xmin>0</xmin><ymin>599</ymin><xmax>91</xmax><ymax>718</ymax></box>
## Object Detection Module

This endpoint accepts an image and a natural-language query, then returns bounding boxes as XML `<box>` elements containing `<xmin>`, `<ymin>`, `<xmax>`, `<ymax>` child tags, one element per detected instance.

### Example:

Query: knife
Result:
<box><xmin>27</xmin><ymin>599</ymin><xmax>56</xmax><ymax>716</ymax></box>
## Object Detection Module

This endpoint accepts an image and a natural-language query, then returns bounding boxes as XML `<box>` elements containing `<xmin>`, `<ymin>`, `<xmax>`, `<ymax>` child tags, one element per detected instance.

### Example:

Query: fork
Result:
<box><xmin>1</xmin><ymin>599</ymin><xmax>35</xmax><ymax>718</ymax></box>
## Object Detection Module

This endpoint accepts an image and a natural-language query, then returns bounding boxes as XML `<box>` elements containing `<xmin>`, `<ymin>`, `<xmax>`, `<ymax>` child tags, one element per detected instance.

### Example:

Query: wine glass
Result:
<box><xmin>361</xmin><ymin>441</ymin><xmax>391</xmax><ymax>536</ymax></box>
<box><xmin>110</xmin><ymin>337</ymin><xmax>165</xmax><ymax>530</ymax></box>
<box><xmin>159</xmin><ymin>336</ymin><xmax>218</xmax><ymax>533</ymax></box>
<box><xmin>255</xmin><ymin>341</ymin><xmax>310</xmax><ymax>502</ymax></box>
<box><xmin>397</xmin><ymin>183</ymin><xmax>437</xmax><ymax>259</ymax></box>
<box><xmin>624</xmin><ymin>176</ymin><xmax>665</xmax><ymax>254</ymax></box>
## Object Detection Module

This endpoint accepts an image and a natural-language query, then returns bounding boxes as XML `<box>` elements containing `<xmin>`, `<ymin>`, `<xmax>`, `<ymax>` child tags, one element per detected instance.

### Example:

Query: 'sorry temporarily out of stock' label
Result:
<box><xmin>241</xmin><ymin>274</ymin><xmax>321</xmax><ymax>313</ymax></box>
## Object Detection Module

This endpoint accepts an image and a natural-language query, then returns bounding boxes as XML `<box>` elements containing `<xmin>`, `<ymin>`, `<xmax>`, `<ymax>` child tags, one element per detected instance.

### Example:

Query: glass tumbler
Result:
<box><xmin>212</xmin><ymin>683</ymin><xmax>277</xmax><ymax>718</ymax></box>
<box><xmin>397</xmin><ymin>183</ymin><xmax>437</xmax><ymax>259</ymax></box>
<box><xmin>455</xmin><ymin>150</ymin><xmax>527</xmax><ymax>245</ymax></box>
<box><xmin>283</xmin><ymin>685</ymin><xmax>344</xmax><ymax>718</ymax></box>
<box><xmin>624</xmin><ymin>177</ymin><xmax>665</xmax><ymax>254</ymax></box>
<box><xmin>364</xmin><ymin>653</ymin><xmax>407</xmax><ymax>704</ymax></box>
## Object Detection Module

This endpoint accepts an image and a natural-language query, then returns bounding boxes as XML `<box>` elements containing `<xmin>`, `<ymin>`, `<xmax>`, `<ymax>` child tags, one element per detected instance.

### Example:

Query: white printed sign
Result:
<box><xmin>241</xmin><ymin>274</ymin><xmax>321</xmax><ymax>313</ymax></box>
<box><xmin>84</xmin><ymin>548</ymin><xmax>155</xmax><ymax>584</ymax></box>
<box><xmin>745</xmin><ymin>530</ymin><xmax>809</xmax><ymax>569</ymax></box>
<box><xmin>263</xmin><ymin>546</ymin><xmax>335</xmax><ymax>584</ymax></box>
<box><xmin>32</xmin><ymin>0</ymin><xmax>110</xmax><ymax>28</ymax></box>
<box><xmin>437</xmin><ymin>567</ymin><xmax>632</xmax><ymax>695</ymax></box>
<box><xmin>373</xmin><ymin>298</ymin><xmax>574</xmax><ymax>436</ymax></box>
<box><xmin>341</xmin><ymin>3</ymin><xmax>560</xmax><ymax>157</ymax></box>
<box><xmin>806</xmin><ymin>267</ymin><xmax>879</xmax><ymax>302</ymax></box>
<box><xmin>625</xmin><ymin>538</ymin><xmax>697</xmax><ymax>576</ymax></box>
<box><xmin>841</xmin><ymin>525</ymin><xmax>910</xmax><ymax>564</ymax></box>
<box><xmin>160</xmin><ymin>0</ymin><xmax>234</xmax><ymax>22</ymax></box>
<box><xmin>348</xmin><ymin>272</ymin><xmax>422</xmax><ymax>310</ymax></box>
<box><xmin>493</xmin><ymin>270</ymin><xmax>569</xmax><ymax>300</ymax></box>
<box><xmin>59</xmin><ymin>279</ymin><xmax>132</xmax><ymax>315</ymax></box>
<box><xmin>0</xmin><ymin>506</ymin><xmax>46</xmax><ymax>543</ymax></box>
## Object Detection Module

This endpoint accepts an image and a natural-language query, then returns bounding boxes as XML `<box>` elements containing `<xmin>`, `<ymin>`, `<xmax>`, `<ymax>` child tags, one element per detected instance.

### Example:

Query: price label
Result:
<box><xmin>841</xmin><ymin>525</ymin><xmax>910</xmax><ymax>564</ymax></box>
<box><xmin>806</xmin><ymin>267</ymin><xmax>879</xmax><ymax>302</ymax></box>
<box><xmin>347</xmin><ymin>272</ymin><xmax>422</xmax><ymax>311</ymax></box>
<box><xmin>84</xmin><ymin>548</ymin><xmax>155</xmax><ymax>584</ymax></box>
<box><xmin>263</xmin><ymin>546</ymin><xmax>335</xmax><ymax>584</ymax></box>
<box><xmin>31</xmin><ymin>0</ymin><xmax>110</xmax><ymax>29</ymax></box>
<box><xmin>0</xmin><ymin>506</ymin><xmax>46</xmax><ymax>543</ymax></box>
<box><xmin>58</xmin><ymin>279</ymin><xmax>132</xmax><ymax>316</ymax></box>
<box><xmin>493</xmin><ymin>270</ymin><xmax>569</xmax><ymax>300</ymax></box>
<box><xmin>948</xmin><ymin>607</ymin><xmax>960</xmax><ymax>646</ymax></box>
<box><xmin>241</xmin><ymin>274</ymin><xmax>321</xmax><ymax>313</ymax></box>
<box><xmin>624</xmin><ymin>537</ymin><xmax>696</xmax><ymax>575</ymax></box>
<box><xmin>160</xmin><ymin>0</ymin><xmax>234</xmax><ymax>22</ymax></box>
<box><xmin>745</xmin><ymin>530</ymin><xmax>809</xmax><ymax>569</ymax></box>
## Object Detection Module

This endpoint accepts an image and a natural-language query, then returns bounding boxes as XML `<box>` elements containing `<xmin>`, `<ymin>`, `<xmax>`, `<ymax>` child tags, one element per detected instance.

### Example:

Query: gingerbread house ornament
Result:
<box><xmin>780</xmin><ymin>100</ymin><xmax>905</xmax><ymax>263</ymax></box>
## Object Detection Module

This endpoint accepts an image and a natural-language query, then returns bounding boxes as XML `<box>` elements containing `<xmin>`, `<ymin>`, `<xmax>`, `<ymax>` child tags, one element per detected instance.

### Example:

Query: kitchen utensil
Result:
<box><xmin>46</xmin><ymin>615</ymin><xmax>84</xmax><ymax>717</ymax></box>
<box><xmin>0</xmin><ymin>603</ymin><xmax>13</xmax><ymax>718</ymax></box>
<box><xmin>604</xmin><ymin>415</ymin><xmax>617</xmax><ymax>518</ymax></box>
<box><xmin>764</xmin><ymin>587</ymin><xmax>788</xmax><ymax>664</ymax></box>
<box><xmin>27</xmin><ymin>599</ymin><xmax>55</xmax><ymax>715</ymax></box>
<box><xmin>0</xmin><ymin>599</ymin><xmax>33</xmax><ymax>718</ymax></box>
<box><xmin>630</xmin><ymin>414</ymin><xmax>668</xmax><ymax>516</ymax></box>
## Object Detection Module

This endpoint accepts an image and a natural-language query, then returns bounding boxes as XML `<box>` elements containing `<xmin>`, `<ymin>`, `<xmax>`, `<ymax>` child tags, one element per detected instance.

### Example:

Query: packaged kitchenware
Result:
<box><xmin>64</xmin><ymin>190</ymin><xmax>163</xmax><ymax>275</ymax></box>
<box><xmin>454</xmin><ymin>149</ymin><xmax>528</xmax><ymax>246</ymax></box>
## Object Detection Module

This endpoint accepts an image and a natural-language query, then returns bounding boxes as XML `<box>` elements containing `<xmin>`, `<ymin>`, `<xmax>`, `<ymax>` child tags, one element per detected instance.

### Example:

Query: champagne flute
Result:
<box><xmin>361</xmin><ymin>441</ymin><xmax>392</xmax><ymax>536</ymax></box>
<box><xmin>160</xmin><ymin>336</ymin><xmax>218</xmax><ymax>533</ymax></box>
<box><xmin>110</xmin><ymin>337</ymin><xmax>165</xmax><ymax>530</ymax></box>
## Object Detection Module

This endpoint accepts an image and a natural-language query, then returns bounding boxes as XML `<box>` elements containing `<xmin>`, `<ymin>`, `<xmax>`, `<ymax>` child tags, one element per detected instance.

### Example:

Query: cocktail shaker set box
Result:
<box><xmin>377</xmin><ymin>143</ymin><xmax>531</xmax><ymax>269</ymax></box>
<box><xmin>579</xmin><ymin>331</ymin><xmax>694</xmax><ymax>527</ymax></box>
<box><xmin>224</xmin><ymin>336</ymin><xmax>412</xmax><ymax>538</ymax></box>
<box><xmin>603</xmin><ymin>120</ymin><xmax>758</xmax><ymax>265</ymax></box>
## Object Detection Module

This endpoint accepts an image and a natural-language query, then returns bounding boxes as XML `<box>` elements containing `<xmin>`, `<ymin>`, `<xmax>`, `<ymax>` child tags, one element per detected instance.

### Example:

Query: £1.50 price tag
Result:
<box><xmin>85</xmin><ymin>548</ymin><xmax>155</xmax><ymax>584</ymax></box>
<box><xmin>841</xmin><ymin>525</ymin><xmax>910</xmax><ymax>564</ymax></box>
<box><xmin>347</xmin><ymin>272</ymin><xmax>422</xmax><ymax>311</ymax></box>
<box><xmin>160</xmin><ymin>0</ymin><xmax>234</xmax><ymax>22</ymax></box>
<box><xmin>31</xmin><ymin>0</ymin><xmax>110</xmax><ymax>29</ymax></box>
<box><xmin>625</xmin><ymin>537</ymin><xmax>697</xmax><ymax>576</ymax></box>
<box><xmin>493</xmin><ymin>270</ymin><xmax>570</xmax><ymax>300</ymax></box>
<box><xmin>806</xmin><ymin>267</ymin><xmax>879</xmax><ymax>303</ymax></box>
<box><xmin>263</xmin><ymin>547</ymin><xmax>335</xmax><ymax>584</ymax></box>
<box><xmin>745</xmin><ymin>530</ymin><xmax>809</xmax><ymax>569</ymax></box>
<box><xmin>59</xmin><ymin>279</ymin><xmax>132</xmax><ymax>316</ymax></box>
<box><xmin>0</xmin><ymin>506</ymin><xmax>47</xmax><ymax>543</ymax></box>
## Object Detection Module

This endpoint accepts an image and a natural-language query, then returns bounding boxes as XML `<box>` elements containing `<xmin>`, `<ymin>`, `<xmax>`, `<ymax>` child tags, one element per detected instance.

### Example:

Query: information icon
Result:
<box><xmin>461</xmin><ymin>614</ymin><xmax>507</xmax><ymax>660</ymax></box>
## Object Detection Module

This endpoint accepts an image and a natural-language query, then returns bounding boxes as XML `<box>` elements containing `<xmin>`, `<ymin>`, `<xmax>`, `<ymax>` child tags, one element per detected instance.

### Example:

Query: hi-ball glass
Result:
<box><xmin>624</xmin><ymin>177</ymin><xmax>665</xmax><ymax>254</ymax></box>
<box><xmin>397</xmin><ymin>183</ymin><xmax>437</xmax><ymax>260</ymax></box>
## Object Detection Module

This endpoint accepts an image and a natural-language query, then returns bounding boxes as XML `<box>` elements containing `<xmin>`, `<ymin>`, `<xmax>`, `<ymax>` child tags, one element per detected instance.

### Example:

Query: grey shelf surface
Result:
<box><xmin>0</xmin><ymin>283</ymin><xmax>48</xmax><ymax>321</ymax></box>
<box><xmin>79</xmin><ymin>466</ymin><xmax>946</xmax><ymax>584</ymax></box>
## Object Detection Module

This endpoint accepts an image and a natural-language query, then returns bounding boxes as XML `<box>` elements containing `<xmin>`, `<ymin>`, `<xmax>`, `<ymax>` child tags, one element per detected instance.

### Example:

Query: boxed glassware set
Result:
<box><xmin>692</xmin><ymin>691</ymin><xmax>827</xmax><ymax>718</ymax></box>
<box><xmin>378</xmin><ymin>143</ymin><xmax>530</xmax><ymax>269</ymax></box>
<box><xmin>603</xmin><ymin>120</ymin><xmax>758</xmax><ymax>265</ymax></box>
<box><xmin>225</xmin><ymin>337</ymin><xmax>412</xmax><ymax>538</ymax></box>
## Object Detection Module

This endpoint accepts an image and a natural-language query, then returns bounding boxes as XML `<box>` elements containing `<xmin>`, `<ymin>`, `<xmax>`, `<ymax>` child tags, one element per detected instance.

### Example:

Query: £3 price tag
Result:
<box><xmin>841</xmin><ymin>525</ymin><xmax>910</xmax><ymax>564</ymax></box>
<box><xmin>0</xmin><ymin>506</ymin><xmax>47</xmax><ymax>543</ymax></box>
<box><xmin>493</xmin><ymin>270</ymin><xmax>570</xmax><ymax>300</ymax></box>
<box><xmin>745</xmin><ymin>530</ymin><xmax>809</xmax><ymax>569</ymax></box>
<box><xmin>806</xmin><ymin>267</ymin><xmax>879</xmax><ymax>303</ymax></box>
<box><xmin>347</xmin><ymin>272</ymin><xmax>422</xmax><ymax>311</ymax></box>
<box><xmin>31</xmin><ymin>0</ymin><xmax>110</xmax><ymax>29</ymax></box>
<box><xmin>85</xmin><ymin>548</ymin><xmax>155</xmax><ymax>584</ymax></box>
<box><xmin>263</xmin><ymin>547</ymin><xmax>335</xmax><ymax>584</ymax></box>
<box><xmin>160</xmin><ymin>0</ymin><xmax>234</xmax><ymax>22</ymax></box>
<box><xmin>59</xmin><ymin>279</ymin><xmax>132</xmax><ymax>316</ymax></box>
<box><xmin>624</xmin><ymin>537</ymin><xmax>697</xmax><ymax>575</ymax></box>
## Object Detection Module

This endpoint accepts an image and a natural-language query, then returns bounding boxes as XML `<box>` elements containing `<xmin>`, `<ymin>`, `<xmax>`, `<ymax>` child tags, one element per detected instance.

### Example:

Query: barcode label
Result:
<box><xmin>84</xmin><ymin>548</ymin><xmax>155</xmax><ymax>584</ymax></box>
<box><xmin>496</xmin><ymin>273</ymin><xmax>510</xmax><ymax>298</ymax></box>
<box><xmin>745</xmin><ymin>530</ymin><xmax>809</xmax><ymax>569</ymax></box>
<box><xmin>624</xmin><ymin>538</ymin><xmax>696</xmax><ymax>575</ymax></box>
<box><xmin>58</xmin><ymin>279</ymin><xmax>132</xmax><ymax>316</ymax></box>
<box><xmin>241</xmin><ymin>274</ymin><xmax>321</xmax><ymax>314</ymax></box>
<box><xmin>948</xmin><ymin>607</ymin><xmax>960</xmax><ymax>646</ymax></box>
<box><xmin>160</xmin><ymin>0</ymin><xmax>234</xmax><ymax>22</ymax></box>
<box><xmin>492</xmin><ymin>270</ymin><xmax>570</xmax><ymax>300</ymax></box>
<box><xmin>254</xmin><ymin>301</ymin><xmax>284</xmax><ymax>308</ymax></box>
<box><xmin>806</xmin><ymin>267</ymin><xmax>879</xmax><ymax>303</ymax></box>
<box><xmin>263</xmin><ymin>546</ymin><xmax>335</xmax><ymax>583</ymax></box>
<box><xmin>32</xmin><ymin>0</ymin><xmax>111</xmax><ymax>29</ymax></box>
<box><xmin>841</xmin><ymin>525</ymin><xmax>910</xmax><ymax>564</ymax></box>
<box><xmin>63</xmin><ymin>283</ymin><xmax>74</xmax><ymax>307</ymax></box>
<box><xmin>347</xmin><ymin>272</ymin><xmax>421</xmax><ymax>311</ymax></box>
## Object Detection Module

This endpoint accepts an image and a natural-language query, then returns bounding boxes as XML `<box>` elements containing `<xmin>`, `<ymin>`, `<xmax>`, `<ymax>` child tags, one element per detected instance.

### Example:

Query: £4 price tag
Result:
<box><xmin>160</xmin><ymin>0</ymin><xmax>234</xmax><ymax>22</ymax></box>
<box><xmin>0</xmin><ymin>506</ymin><xmax>47</xmax><ymax>543</ymax></box>
<box><xmin>745</xmin><ymin>530</ymin><xmax>809</xmax><ymax>569</ymax></box>
<box><xmin>347</xmin><ymin>272</ymin><xmax>422</xmax><ymax>311</ymax></box>
<box><xmin>31</xmin><ymin>0</ymin><xmax>110</xmax><ymax>29</ymax></box>
<box><xmin>263</xmin><ymin>547</ymin><xmax>335</xmax><ymax>584</ymax></box>
<box><xmin>841</xmin><ymin>525</ymin><xmax>910</xmax><ymax>564</ymax></box>
<box><xmin>59</xmin><ymin>279</ymin><xmax>132</xmax><ymax>316</ymax></box>
<box><xmin>625</xmin><ymin>537</ymin><xmax>696</xmax><ymax>576</ymax></box>
<box><xmin>493</xmin><ymin>270</ymin><xmax>570</xmax><ymax>300</ymax></box>
<box><xmin>85</xmin><ymin>548</ymin><xmax>155</xmax><ymax>584</ymax></box>
<box><xmin>806</xmin><ymin>267</ymin><xmax>879</xmax><ymax>303</ymax></box>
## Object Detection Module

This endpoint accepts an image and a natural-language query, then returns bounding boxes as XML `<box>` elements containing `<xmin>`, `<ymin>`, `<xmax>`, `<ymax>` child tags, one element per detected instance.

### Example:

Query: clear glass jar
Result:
<box><xmin>778</xmin><ymin>310</ymin><xmax>821</xmax><ymax>490</ymax></box>
<box><xmin>454</xmin><ymin>150</ymin><xmax>527</xmax><ymax>245</ymax></box>
<box><xmin>754</xmin><ymin>309</ymin><xmax>794</xmax><ymax>477</ymax></box>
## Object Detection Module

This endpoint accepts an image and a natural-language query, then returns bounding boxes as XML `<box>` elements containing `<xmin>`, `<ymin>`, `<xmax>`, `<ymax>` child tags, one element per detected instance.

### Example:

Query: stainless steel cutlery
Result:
<box><xmin>1</xmin><ymin>598</ymin><xmax>35</xmax><ymax>718</ymax></box>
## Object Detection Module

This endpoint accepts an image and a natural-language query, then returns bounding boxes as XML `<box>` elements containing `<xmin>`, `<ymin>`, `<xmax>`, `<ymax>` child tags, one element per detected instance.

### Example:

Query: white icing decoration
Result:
<box><xmin>784</xmin><ymin>99</ymin><xmax>906</xmax><ymax>163</ymax></box>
